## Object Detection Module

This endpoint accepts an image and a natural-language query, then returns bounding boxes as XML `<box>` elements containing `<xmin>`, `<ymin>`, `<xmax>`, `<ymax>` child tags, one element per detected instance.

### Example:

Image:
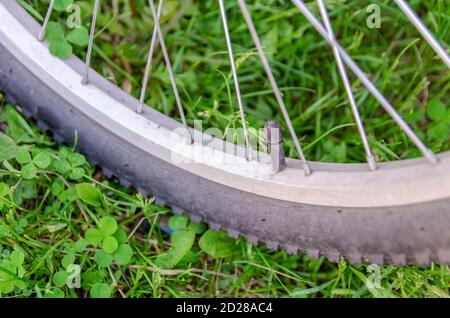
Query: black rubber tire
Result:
<box><xmin>0</xmin><ymin>8</ymin><xmax>449</xmax><ymax>266</ymax></box>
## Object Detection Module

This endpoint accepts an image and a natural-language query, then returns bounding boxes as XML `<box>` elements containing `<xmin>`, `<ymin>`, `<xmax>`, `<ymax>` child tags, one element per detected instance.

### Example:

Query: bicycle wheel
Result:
<box><xmin>0</xmin><ymin>0</ymin><xmax>449</xmax><ymax>265</ymax></box>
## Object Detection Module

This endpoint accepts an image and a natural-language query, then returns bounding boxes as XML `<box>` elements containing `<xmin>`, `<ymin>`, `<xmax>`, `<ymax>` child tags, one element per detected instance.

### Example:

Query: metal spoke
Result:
<box><xmin>316</xmin><ymin>0</ymin><xmax>376</xmax><ymax>171</ymax></box>
<box><xmin>137</xmin><ymin>0</ymin><xmax>164</xmax><ymax>114</ymax></box>
<box><xmin>218</xmin><ymin>0</ymin><xmax>252</xmax><ymax>161</ymax></box>
<box><xmin>237</xmin><ymin>0</ymin><xmax>311</xmax><ymax>176</ymax></box>
<box><xmin>81</xmin><ymin>0</ymin><xmax>100</xmax><ymax>85</ymax></box>
<box><xmin>148</xmin><ymin>0</ymin><xmax>192</xmax><ymax>143</ymax></box>
<box><xmin>394</xmin><ymin>0</ymin><xmax>450</xmax><ymax>69</ymax></box>
<box><xmin>291</xmin><ymin>0</ymin><xmax>438</xmax><ymax>165</ymax></box>
<box><xmin>38</xmin><ymin>0</ymin><xmax>55</xmax><ymax>41</ymax></box>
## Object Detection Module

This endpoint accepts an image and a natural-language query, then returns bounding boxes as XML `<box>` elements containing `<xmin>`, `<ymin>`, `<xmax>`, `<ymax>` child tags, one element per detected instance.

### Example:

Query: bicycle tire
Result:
<box><xmin>0</xmin><ymin>1</ymin><xmax>449</xmax><ymax>265</ymax></box>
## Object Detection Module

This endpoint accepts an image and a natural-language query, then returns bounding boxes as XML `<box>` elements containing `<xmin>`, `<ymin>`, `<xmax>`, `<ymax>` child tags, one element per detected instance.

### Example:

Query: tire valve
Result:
<box><xmin>265</xmin><ymin>120</ymin><xmax>287</xmax><ymax>173</ymax></box>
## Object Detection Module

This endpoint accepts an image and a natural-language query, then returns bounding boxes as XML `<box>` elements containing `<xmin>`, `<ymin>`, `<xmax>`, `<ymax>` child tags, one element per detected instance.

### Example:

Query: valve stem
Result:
<box><xmin>265</xmin><ymin>121</ymin><xmax>287</xmax><ymax>174</ymax></box>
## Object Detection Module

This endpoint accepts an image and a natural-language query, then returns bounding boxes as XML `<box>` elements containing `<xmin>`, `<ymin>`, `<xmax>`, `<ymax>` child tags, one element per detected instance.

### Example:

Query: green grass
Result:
<box><xmin>0</xmin><ymin>0</ymin><xmax>449</xmax><ymax>298</ymax></box>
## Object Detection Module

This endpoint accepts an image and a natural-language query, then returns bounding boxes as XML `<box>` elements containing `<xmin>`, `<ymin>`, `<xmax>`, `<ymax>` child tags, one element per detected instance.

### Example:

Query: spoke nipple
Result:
<box><xmin>425</xmin><ymin>148</ymin><xmax>439</xmax><ymax>165</ymax></box>
<box><xmin>37</xmin><ymin>31</ymin><xmax>45</xmax><ymax>42</ymax></box>
<box><xmin>265</xmin><ymin>120</ymin><xmax>286</xmax><ymax>174</ymax></box>
<box><xmin>302</xmin><ymin>162</ymin><xmax>312</xmax><ymax>176</ymax></box>
<box><xmin>367</xmin><ymin>154</ymin><xmax>377</xmax><ymax>171</ymax></box>
<box><xmin>244</xmin><ymin>141</ymin><xmax>254</xmax><ymax>161</ymax></box>
<box><xmin>81</xmin><ymin>75</ymin><xmax>89</xmax><ymax>85</ymax></box>
<box><xmin>136</xmin><ymin>103</ymin><xmax>144</xmax><ymax>114</ymax></box>
<box><xmin>185</xmin><ymin>131</ymin><xmax>194</xmax><ymax>145</ymax></box>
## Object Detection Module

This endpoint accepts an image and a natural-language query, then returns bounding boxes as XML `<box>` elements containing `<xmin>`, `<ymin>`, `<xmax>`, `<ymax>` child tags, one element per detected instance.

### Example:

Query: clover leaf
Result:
<box><xmin>94</xmin><ymin>250</ymin><xmax>113</xmax><ymax>268</ymax></box>
<box><xmin>45</xmin><ymin>21</ymin><xmax>89</xmax><ymax>60</ymax></box>
<box><xmin>168</xmin><ymin>215</ymin><xmax>189</xmax><ymax>230</ymax></box>
<box><xmin>155</xmin><ymin>229</ymin><xmax>195</xmax><ymax>269</ymax></box>
<box><xmin>15</xmin><ymin>149</ymin><xmax>52</xmax><ymax>180</ymax></box>
<box><xmin>49</xmin><ymin>38</ymin><xmax>73</xmax><ymax>60</ymax></box>
<box><xmin>199</xmin><ymin>230</ymin><xmax>239</xmax><ymax>258</ymax></box>
<box><xmin>33</xmin><ymin>151</ymin><xmax>51</xmax><ymax>169</ymax></box>
<box><xmin>43</xmin><ymin>288</ymin><xmax>65</xmax><ymax>298</ymax></box>
<box><xmin>51</xmin><ymin>149</ymin><xmax>87</xmax><ymax>180</ymax></box>
<box><xmin>102</xmin><ymin>236</ymin><xmax>118</xmax><ymax>254</ymax></box>
<box><xmin>113</xmin><ymin>244</ymin><xmax>133</xmax><ymax>266</ymax></box>
<box><xmin>427</xmin><ymin>99</ymin><xmax>447</xmax><ymax>122</ymax></box>
<box><xmin>98</xmin><ymin>216</ymin><xmax>118</xmax><ymax>236</ymax></box>
<box><xmin>45</xmin><ymin>21</ymin><xmax>65</xmax><ymax>42</ymax></box>
<box><xmin>53</xmin><ymin>253</ymin><xmax>77</xmax><ymax>288</ymax></box>
<box><xmin>426</xmin><ymin>99</ymin><xmax>450</xmax><ymax>142</ymax></box>
<box><xmin>85</xmin><ymin>228</ymin><xmax>104</xmax><ymax>246</ymax></box>
<box><xmin>66</xmin><ymin>27</ymin><xmax>89</xmax><ymax>47</ymax></box>
<box><xmin>54</xmin><ymin>0</ymin><xmax>73</xmax><ymax>12</ymax></box>
<box><xmin>21</xmin><ymin>163</ymin><xmax>37</xmax><ymax>180</ymax></box>
<box><xmin>85</xmin><ymin>217</ymin><xmax>134</xmax><ymax>267</ymax></box>
<box><xmin>75</xmin><ymin>183</ymin><xmax>103</xmax><ymax>207</ymax></box>
<box><xmin>90</xmin><ymin>282</ymin><xmax>112</xmax><ymax>298</ymax></box>
<box><xmin>53</xmin><ymin>271</ymin><xmax>70</xmax><ymax>288</ymax></box>
<box><xmin>16</xmin><ymin>149</ymin><xmax>31</xmax><ymax>164</ymax></box>
<box><xmin>0</xmin><ymin>250</ymin><xmax>27</xmax><ymax>294</ymax></box>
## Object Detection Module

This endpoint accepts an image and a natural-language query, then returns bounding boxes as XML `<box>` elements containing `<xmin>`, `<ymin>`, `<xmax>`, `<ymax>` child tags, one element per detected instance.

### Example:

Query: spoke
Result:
<box><xmin>81</xmin><ymin>0</ymin><xmax>100</xmax><ymax>85</ymax></box>
<box><xmin>137</xmin><ymin>0</ymin><xmax>164</xmax><ymax>114</ymax></box>
<box><xmin>37</xmin><ymin>0</ymin><xmax>55</xmax><ymax>41</ymax></box>
<box><xmin>394</xmin><ymin>0</ymin><xmax>450</xmax><ymax>69</ymax></box>
<box><xmin>316</xmin><ymin>0</ymin><xmax>376</xmax><ymax>171</ymax></box>
<box><xmin>237</xmin><ymin>0</ymin><xmax>311</xmax><ymax>176</ymax></box>
<box><xmin>291</xmin><ymin>0</ymin><xmax>438</xmax><ymax>165</ymax></box>
<box><xmin>218</xmin><ymin>0</ymin><xmax>252</xmax><ymax>161</ymax></box>
<box><xmin>148</xmin><ymin>0</ymin><xmax>192</xmax><ymax>143</ymax></box>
